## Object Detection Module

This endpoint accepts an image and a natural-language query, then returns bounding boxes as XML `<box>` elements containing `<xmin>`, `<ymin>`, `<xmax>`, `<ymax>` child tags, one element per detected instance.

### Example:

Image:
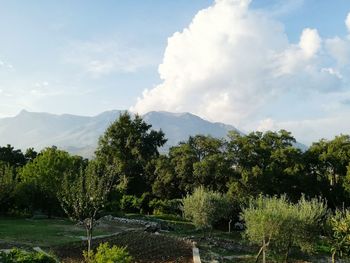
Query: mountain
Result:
<box><xmin>0</xmin><ymin>110</ymin><xmax>240</xmax><ymax>157</ymax></box>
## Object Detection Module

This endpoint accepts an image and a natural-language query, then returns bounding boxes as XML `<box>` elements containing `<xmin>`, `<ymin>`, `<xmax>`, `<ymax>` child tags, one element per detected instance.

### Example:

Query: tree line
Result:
<box><xmin>1</xmin><ymin>112</ymin><xmax>350</xmax><ymax>217</ymax></box>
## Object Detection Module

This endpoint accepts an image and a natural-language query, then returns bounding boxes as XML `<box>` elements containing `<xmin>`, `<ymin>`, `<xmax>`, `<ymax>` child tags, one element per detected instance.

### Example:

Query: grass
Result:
<box><xmin>0</xmin><ymin>215</ymin><xmax>194</xmax><ymax>263</ymax></box>
<box><xmin>0</xmin><ymin>217</ymin><xmax>126</xmax><ymax>248</ymax></box>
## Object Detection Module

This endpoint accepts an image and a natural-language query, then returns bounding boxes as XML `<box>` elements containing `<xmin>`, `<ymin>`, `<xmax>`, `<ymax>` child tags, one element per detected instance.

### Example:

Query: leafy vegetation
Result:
<box><xmin>241</xmin><ymin>195</ymin><xmax>327</xmax><ymax>263</ymax></box>
<box><xmin>183</xmin><ymin>186</ymin><xmax>230</xmax><ymax>230</ymax></box>
<box><xmin>0</xmin><ymin>248</ymin><xmax>56</xmax><ymax>263</ymax></box>
<box><xmin>83</xmin><ymin>242</ymin><xmax>132</xmax><ymax>263</ymax></box>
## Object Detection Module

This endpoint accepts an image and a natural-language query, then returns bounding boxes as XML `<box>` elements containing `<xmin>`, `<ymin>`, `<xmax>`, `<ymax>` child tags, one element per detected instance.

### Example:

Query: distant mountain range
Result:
<box><xmin>0</xmin><ymin>110</ymin><xmax>241</xmax><ymax>157</ymax></box>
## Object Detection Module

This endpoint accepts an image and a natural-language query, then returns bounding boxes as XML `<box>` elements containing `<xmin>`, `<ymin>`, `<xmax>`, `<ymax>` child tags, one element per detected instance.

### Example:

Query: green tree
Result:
<box><xmin>95</xmin><ymin>112</ymin><xmax>166</xmax><ymax>195</ymax></box>
<box><xmin>0</xmin><ymin>144</ymin><xmax>26</xmax><ymax>167</ymax></box>
<box><xmin>241</xmin><ymin>195</ymin><xmax>326</xmax><ymax>263</ymax></box>
<box><xmin>306</xmin><ymin>135</ymin><xmax>350</xmax><ymax>208</ymax></box>
<box><xmin>327</xmin><ymin>210</ymin><xmax>350</xmax><ymax>263</ymax></box>
<box><xmin>154</xmin><ymin>135</ymin><xmax>231</xmax><ymax>199</ymax></box>
<box><xmin>19</xmin><ymin>147</ymin><xmax>83</xmax><ymax>216</ymax></box>
<box><xmin>227</xmin><ymin>130</ymin><xmax>304</xmax><ymax>200</ymax></box>
<box><xmin>183</xmin><ymin>186</ymin><xmax>231</xmax><ymax>230</ymax></box>
<box><xmin>0</xmin><ymin>161</ymin><xmax>16</xmax><ymax>213</ymax></box>
<box><xmin>58</xmin><ymin>160</ymin><xmax>116</xmax><ymax>252</ymax></box>
<box><xmin>152</xmin><ymin>155</ymin><xmax>178</xmax><ymax>199</ymax></box>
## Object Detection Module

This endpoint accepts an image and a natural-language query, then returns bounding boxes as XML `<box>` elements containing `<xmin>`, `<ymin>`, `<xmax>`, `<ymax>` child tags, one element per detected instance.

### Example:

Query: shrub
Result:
<box><xmin>149</xmin><ymin>199</ymin><xmax>182</xmax><ymax>215</ymax></box>
<box><xmin>83</xmin><ymin>242</ymin><xmax>132</xmax><ymax>263</ymax></box>
<box><xmin>120</xmin><ymin>195</ymin><xmax>141</xmax><ymax>213</ymax></box>
<box><xmin>182</xmin><ymin>186</ymin><xmax>231</xmax><ymax>230</ymax></box>
<box><xmin>0</xmin><ymin>248</ymin><xmax>56</xmax><ymax>263</ymax></box>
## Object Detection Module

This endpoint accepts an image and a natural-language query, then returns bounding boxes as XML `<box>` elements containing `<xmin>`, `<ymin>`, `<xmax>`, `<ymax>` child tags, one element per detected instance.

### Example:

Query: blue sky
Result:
<box><xmin>1</xmin><ymin>0</ymin><xmax>350</xmax><ymax>144</ymax></box>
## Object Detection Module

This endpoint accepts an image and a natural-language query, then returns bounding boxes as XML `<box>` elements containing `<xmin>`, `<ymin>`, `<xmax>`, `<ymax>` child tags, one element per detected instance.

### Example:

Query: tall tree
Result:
<box><xmin>0</xmin><ymin>161</ymin><xmax>16</xmax><ymax>213</ymax></box>
<box><xmin>0</xmin><ymin>144</ymin><xmax>26</xmax><ymax>167</ymax></box>
<box><xmin>227</xmin><ymin>130</ymin><xmax>304</xmax><ymax>200</ymax></box>
<box><xmin>306</xmin><ymin>135</ymin><xmax>350</xmax><ymax>208</ymax></box>
<box><xmin>95</xmin><ymin>112</ymin><xmax>166</xmax><ymax>195</ymax></box>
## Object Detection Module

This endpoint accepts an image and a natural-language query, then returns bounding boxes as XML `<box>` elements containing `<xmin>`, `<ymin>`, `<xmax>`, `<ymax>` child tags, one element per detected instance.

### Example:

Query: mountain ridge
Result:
<box><xmin>0</xmin><ymin>110</ymin><xmax>241</xmax><ymax>157</ymax></box>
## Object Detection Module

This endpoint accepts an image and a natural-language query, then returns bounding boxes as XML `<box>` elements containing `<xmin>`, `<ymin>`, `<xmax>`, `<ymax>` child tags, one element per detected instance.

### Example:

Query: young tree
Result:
<box><xmin>241</xmin><ymin>195</ymin><xmax>326</xmax><ymax>263</ymax></box>
<box><xmin>182</xmin><ymin>186</ymin><xmax>230</xmax><ymax>231</ymax></box>
<box><xmin>327</xmin><ymin>210</ymin><xmax>350</xmax><ymax>263</ymax></box>
<box><xmin>58</xmin><ymin>160</ymin><xmax>116</xmax><ymax>252</ymax></box>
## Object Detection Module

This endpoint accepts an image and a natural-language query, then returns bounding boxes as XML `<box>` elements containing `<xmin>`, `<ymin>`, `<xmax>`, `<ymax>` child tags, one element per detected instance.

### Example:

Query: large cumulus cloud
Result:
<box><xmin>131</xmin><ymin>0</ymin><xmax>345</xmax><ymax>126</ymax></box>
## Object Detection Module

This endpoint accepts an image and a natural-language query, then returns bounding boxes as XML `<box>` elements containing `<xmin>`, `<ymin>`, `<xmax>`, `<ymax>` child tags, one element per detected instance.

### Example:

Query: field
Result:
<box><xmin>0</xmin><ymin>216</ymin><xmax>193</xmax><ymax>263</ymax></box>
<box><xmin>0</xmin><ymin>215</ymin><xmax>347</xmax><ymax>263</ymax></box>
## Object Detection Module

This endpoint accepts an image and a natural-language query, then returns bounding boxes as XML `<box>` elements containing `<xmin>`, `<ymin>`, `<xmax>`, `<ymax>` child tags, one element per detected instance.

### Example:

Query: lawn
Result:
<box><xmin>0</xmin><ymin>217</ymin><xmax>139</xmax><ymax>248</ymax></box>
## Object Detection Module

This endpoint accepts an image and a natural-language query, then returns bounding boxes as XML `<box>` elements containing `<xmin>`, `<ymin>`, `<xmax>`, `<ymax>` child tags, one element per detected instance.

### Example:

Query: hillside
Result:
<box><xmin>0</xmin><ymin>110</ymin><xmax>240</xmax><ymax>157</ymax></box>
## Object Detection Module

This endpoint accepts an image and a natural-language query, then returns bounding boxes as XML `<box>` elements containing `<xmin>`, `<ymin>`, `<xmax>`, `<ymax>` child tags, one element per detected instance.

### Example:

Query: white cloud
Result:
<box><xmin>325</xmin><ymin>37</ymin><xmax>350</xmax><ymax>65</ymax></box>
<box><xmin>132</xmin><ymin>0</ymin><xmax>343</xmax><ymax>125</ymax></box>
<box><xmin>63</xmin><ymin>40</ymin><xmax>156</xmax><ymax>77</ymax></box>
<box><xmin>257</xmin><ymin>118</ymin><xmax>277</xmax><ymax>132</ymax></box>
<box><xmin>0</xmin><ymin>59</ymin><xmax>14</xmax><ymax>70</ymax></box>
<box><xmin>299</xmin><ymin>28</ymin><xmax>321</xmax><ymax>58</ymax></box>
<box><xmin>346</xmin><ymin>12</ymin><xmax>350</xmax><ymax>32</ymax></box>
<box><xmin>254</xmin><ymin>115</ymin><xmax>350</xmax><ymax>145</ymax></box>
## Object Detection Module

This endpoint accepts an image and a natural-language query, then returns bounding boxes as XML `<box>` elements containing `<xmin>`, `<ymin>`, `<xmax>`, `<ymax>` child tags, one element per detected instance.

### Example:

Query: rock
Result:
<box><xmin>234</xmin><ymin>222</ymin><xmax>244</xmax><ymax>230</ymax></box>
<box><xmin>144</xmin><ymin>223</ymin><xmax>160</xmax><ymax>233</ymax></box>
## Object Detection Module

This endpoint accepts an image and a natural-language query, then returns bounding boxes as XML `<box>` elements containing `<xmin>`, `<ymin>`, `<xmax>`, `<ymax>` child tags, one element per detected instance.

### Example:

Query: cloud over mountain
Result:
<box><xmin>132</xmin><ymin>0</ymin><xmax>349</xmax><ymax>127</ymax></box>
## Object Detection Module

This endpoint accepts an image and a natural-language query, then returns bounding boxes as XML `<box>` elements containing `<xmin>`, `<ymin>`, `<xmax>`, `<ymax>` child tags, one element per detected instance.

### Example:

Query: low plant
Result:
<box><xmin>0</xmin><ymin>248</ymin><xmax>56</xmax><ymax>263</ymax></box>
<box><xmin>83</xmin><ymin>242</ymin><xmax>132</xmax><ymax>263</ymax></box>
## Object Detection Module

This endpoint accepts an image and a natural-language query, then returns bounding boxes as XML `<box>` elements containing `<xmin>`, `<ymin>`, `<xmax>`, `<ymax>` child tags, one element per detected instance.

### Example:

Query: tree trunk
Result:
<box><xmin>262</xmin><ymin>239</ymin><xmax>266</xmax><ymax>263</ymax></box>
<box><xmin>255</xmin><ymin>245</ymin><xmax>264</xmax><ymax>263</ymax></box>
<box><xmin>332</xmin><ymin>251</ymin><xmax>336</xmax><ymax>263</ymax></box>
<box><xmin>284</xmin><ymin>241</ymin><xmax>292</xmax><ymax>263</ymax></box>
<box><xmin>85</xmin><ymin>217</ymin><xmax>94</xmax><ymax>253</ymax></box>
<box><xmin>228</xmin><ymin>219</ymin><xmax>232</xmax><ymax>233</ymax></box>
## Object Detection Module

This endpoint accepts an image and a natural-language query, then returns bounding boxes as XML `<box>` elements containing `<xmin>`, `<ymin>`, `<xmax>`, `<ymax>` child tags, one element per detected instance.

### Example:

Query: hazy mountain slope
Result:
<box><xmin>143</xmin><ymin>111</ymin><xmax>240</xmax><ymax>148</ymax></box>
<box><xmin>0</xmin><ymin>110</ymin><xmax>240</xmax><ymax>157</ymax></box>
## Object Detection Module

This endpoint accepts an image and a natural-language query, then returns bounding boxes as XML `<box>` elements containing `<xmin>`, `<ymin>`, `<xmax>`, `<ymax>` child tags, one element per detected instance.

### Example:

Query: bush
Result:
<box><xmin>149</xmin><ymin>199</ymin><xmax>182</xmax><ymax>215</ymax></box>
<box><xmin>0</xmin><ymin>248</ymin><xmax>56</xmax><ymax>263</ymax></box>
<box><xmin>182</xmin><ymin>186</ymin><xmax>231</xmax><ymax>230</ymax></box>
<box><xmin>83</xmin><ymin>242</ymin><xmax>132</xmax><ymax>263</ymax></box>
<box><xmin>120</xmin><ymin>195</ymin><xmax>141</xmax><ymax>213</ymax></box>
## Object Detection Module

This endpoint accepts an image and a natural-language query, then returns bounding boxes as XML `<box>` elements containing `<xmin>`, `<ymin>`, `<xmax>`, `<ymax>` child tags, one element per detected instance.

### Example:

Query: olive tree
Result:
<box><xmin>241</xmin><ymin>195</ymin><xmax>326</xmax><ymax>263</ymax></box>
<box><xmin>182</xmin><ymin>186</ymin><xmax>230</xmax><ymax>231</ymax></box>
<box><xmin>58</xmin><ymin>160</ymin><xmax>116</xmax><ymax>252</ymax></box>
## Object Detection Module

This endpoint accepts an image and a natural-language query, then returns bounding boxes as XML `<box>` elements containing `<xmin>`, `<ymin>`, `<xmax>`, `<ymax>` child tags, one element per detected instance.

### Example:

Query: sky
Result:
<box><xmin>1</xmin><ymin>0</ymin><xmax>350</xmax><ymax>145</ymax></box>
